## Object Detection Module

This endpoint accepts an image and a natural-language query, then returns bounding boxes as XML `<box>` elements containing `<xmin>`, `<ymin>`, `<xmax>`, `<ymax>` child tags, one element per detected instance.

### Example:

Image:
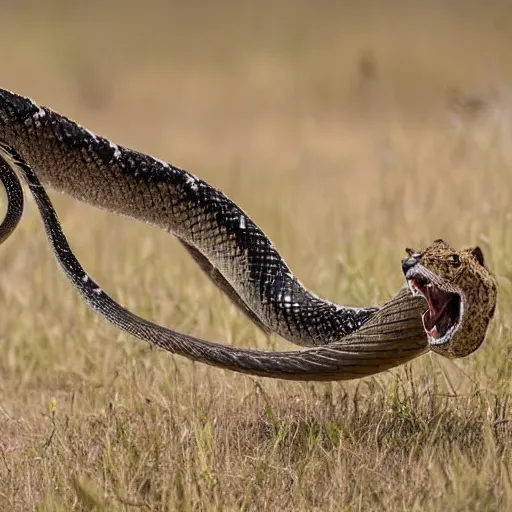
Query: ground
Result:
<box><xmin>0</xmin><ymin>1</ymin><xmax>511</xmax><ymax>510</ymax></box>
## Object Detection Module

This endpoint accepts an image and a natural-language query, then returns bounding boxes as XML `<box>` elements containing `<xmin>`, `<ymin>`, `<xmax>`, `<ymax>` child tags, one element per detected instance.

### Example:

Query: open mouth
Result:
<box><xmin>408</xmin><ymin>276</ymin><xmax>461</xmax><ymax>342</ymax></box>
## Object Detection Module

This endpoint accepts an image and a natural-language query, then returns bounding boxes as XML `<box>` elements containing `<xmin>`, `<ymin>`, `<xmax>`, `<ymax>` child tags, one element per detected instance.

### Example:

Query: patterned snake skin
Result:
<box><xmin>0</xmin><ymin>87</ymin><xmax>379</xmax><ymax>347</ymax></box>
<box><xmin>0</xmin><ymin>87</ymin><xmax>431</xmax><ymax>381</ymax></box>
<box><xmin>0</xmin><ymin>145</ymin><xmax>428</xmax><ymax>380</ymax></box>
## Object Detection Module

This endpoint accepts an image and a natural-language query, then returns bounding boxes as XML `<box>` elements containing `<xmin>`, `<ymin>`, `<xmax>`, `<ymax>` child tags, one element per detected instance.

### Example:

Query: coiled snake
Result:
<box><xmin>0</xmin><ymin>88</ymin><xmax>497</xmax><ymax>380</ymax></box>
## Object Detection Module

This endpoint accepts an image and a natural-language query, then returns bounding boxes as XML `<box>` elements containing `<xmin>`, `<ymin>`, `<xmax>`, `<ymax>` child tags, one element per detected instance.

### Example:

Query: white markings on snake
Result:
<box><xmin>185</xmin><ymin>173</ymin><xmax>198</xmax><ymax>191</ymax></box>
<box><xmin>84</xmin><ymin>128</ymin><xmax>99</xmax><ymax>142</ymax></box>
<box><xmin>109</xmin><ymin>141</ymin><xmax>122</xmax><ymax>160</ymax></box>
<box><xmin>153</xmin><ymin>157</ymin><xmax>169</xmax><ymax>168</ymax></box>
<box><xmin>33</xmin><ymin>108</ymin><xmax>46</xmax><ymax>120</ymax></box>
<box><xmin>28</xmin><ymin>97</ymin><xmax>46</xmax><ymax>120</ymax></box>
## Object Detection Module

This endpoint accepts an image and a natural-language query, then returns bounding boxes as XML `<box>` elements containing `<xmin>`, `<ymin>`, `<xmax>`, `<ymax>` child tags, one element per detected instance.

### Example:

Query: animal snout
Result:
<box><xmin>401</xmin><ymin>256</ymin><xmax>419</xmax><ymax>275</ymax></box>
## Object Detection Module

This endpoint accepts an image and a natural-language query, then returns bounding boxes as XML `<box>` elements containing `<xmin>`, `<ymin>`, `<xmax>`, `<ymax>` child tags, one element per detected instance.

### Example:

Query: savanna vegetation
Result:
<box><xmin>0</xmin><ymin>1</ymin><xmax>511</xmax><ymax>509</ymax></box>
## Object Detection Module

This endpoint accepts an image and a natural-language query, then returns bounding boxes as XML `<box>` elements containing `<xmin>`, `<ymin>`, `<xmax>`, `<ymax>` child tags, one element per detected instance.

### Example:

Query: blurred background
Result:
<box><xmin>1</xmin><ymin>2</ymin><xmax>512</xmax><ymax>508</ymax></box>
<box><xmin>1</xmin><ymin>0</ymin><xmax>511</xmax><ymax>281</ymax></box>
<box><xmin>2</xmin><ymin>0</ymin><xmax>512</xmax><ymax>410</ymax></box>
<box><xmin>0</xmin><ymin>0</ymin><xmax>512</xmax><ymax>249</ymax></box>
<box><xmin>2</xmin><ymin>0</ymin><xmax>512</xmax><ymax>237</ymax></box>
<box><xmin>1</xmin><ymin>0</ymin><xmax>512</xmax><ymax>403</ymax></box>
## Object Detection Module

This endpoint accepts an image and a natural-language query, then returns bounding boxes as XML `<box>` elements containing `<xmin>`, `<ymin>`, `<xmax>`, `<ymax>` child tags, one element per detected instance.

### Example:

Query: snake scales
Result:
<box><xmin>0</xmin><ymin>87</ymin><xmax>430</xmax><ymax>381</ymax></box>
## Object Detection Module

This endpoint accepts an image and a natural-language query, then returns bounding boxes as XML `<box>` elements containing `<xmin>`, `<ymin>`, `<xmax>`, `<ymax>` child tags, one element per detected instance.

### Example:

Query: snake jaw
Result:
<box><xmin>405</xmin><ymin>270</ymin><xmax>463</xmax><ymax>346</ymax></box>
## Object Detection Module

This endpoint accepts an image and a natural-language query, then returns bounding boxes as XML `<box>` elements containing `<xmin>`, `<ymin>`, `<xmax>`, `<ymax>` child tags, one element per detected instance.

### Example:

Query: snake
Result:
<box><xmin>0</xmin><ymin>87</ymin><xmax>380</xmax><ymax>348</ymax></box>
<box><xmin>0</xmin><ymin>144</ymin><xmax>428</xmax><ymax>381</ymax></box>
<box><xmin>0</xmin><ymin>87</ymin><xmax>494</xmax><ymax>381</ymax></box>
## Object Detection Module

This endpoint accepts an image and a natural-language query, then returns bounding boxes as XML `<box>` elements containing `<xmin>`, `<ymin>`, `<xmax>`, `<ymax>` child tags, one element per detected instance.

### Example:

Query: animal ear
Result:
<box><xmin>471</xmin><ymin>246</ymin><xmax>485</xmax><ymax>266</ymax></box>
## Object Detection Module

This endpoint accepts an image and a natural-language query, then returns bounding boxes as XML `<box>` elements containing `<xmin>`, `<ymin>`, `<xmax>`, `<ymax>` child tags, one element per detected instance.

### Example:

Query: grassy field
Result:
<box><xmin>0</xmin><ymin>1</ymin><xmax>512</xmax><ymax>510</ymax></box>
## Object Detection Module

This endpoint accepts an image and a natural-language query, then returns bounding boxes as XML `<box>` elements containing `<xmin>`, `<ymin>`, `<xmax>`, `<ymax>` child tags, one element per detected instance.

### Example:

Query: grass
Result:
<box><xmin>0</xmin><ymin>0</ymin><xmax>512</xmax><ymax>509</ymax></box>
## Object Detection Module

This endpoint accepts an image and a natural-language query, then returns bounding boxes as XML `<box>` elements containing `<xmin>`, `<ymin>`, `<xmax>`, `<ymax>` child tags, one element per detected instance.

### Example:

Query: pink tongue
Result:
<box><xmin>428</xmin><ymin>325</ymin><xmax>440</xmax><ymax>339</ymax></box>
<box><xmin>424</xmin><ymin>288</ymin><xmax>447</xmax><ymax>337</ymax></box>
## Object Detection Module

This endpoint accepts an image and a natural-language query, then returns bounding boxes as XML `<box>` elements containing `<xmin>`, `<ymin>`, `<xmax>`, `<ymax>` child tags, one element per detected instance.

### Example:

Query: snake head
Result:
<box><xmin>401</xmin><ymin>239</ymin><xmax>497</xmax><ymax>358</ymax></box>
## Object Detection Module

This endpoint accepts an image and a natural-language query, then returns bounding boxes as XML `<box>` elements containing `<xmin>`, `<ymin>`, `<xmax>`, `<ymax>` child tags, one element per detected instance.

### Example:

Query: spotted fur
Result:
<box><xmin>404</xmin><ymin>239</ymin><xmax>497</xmax><ymax>358</ymax></box>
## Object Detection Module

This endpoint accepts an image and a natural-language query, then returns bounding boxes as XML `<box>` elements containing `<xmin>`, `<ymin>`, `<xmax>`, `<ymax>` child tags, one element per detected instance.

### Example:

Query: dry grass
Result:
<box><xmin>0</xmin><ymin>1</ymin><xmax>512</xmax><ymax>510</ymax></box>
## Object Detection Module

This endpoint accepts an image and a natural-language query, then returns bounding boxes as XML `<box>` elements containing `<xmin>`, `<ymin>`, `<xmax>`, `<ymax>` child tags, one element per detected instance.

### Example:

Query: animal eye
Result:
<box><xmin>450</xmin><ymin>254</ymin><xmax>461</xmax><ymax>267</ymax></box>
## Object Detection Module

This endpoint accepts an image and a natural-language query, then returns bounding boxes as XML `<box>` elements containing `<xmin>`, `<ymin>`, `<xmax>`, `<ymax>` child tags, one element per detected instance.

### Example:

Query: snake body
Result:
<box><xmin>0</xmin><ymin>87</ymin><xmax>436</xmax><ymax>381</ymax></box>
<box><xmin>0</xmin><ymin>145</ymin><xmax>428</xmax><ymax>381</ymax></box>
<box><xmin>0</xmin><ymin>88</ymin><xmax>378</xmax><ymax>347</ymax></box>
<box><xmin>0</xmin><ymin>150</ymin><xmax>23</xmax><ymax>244</ymax></box>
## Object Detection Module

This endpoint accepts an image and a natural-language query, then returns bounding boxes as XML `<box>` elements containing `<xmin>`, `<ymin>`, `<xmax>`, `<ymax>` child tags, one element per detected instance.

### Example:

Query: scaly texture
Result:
<box><xmin>0</xmin><ymin>149</ymin><xmax>23</xmax><ymax>244</ymax></box>
<box><xmin>0</xmin><ymin>146</ymin><xmax>429</xmax><ymax>381</ymax></box>
<box><xmin>0</xmin><ymin>88</ymin><xmax>377</xmax><ymax>347</ymax></box>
